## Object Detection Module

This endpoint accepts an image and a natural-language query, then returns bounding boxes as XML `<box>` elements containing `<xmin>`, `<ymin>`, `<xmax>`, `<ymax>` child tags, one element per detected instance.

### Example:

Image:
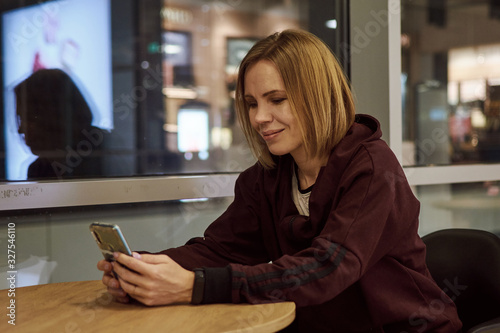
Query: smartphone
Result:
<box><xmin>89</xmin><ymin>222</ymin><xmax>132</xmax><ymax>261</ymax></box>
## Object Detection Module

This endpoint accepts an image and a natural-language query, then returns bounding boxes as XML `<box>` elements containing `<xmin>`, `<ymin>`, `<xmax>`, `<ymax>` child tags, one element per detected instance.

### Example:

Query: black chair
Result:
<box><xmin>422</xmin><ymin>229</ymin><xmax>500</xmax><ymax>333</ymax></box>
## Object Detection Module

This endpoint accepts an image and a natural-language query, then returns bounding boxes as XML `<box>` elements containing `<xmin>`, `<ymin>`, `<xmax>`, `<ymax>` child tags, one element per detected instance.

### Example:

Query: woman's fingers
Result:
<box><xmin>97</xmin><ymin>259</ymin><xmax>112</xmax><ymax>272</ymax></box>
<box><xmin>112</xmin><ymin>260</ymin><xmax>144</xmax><ymax>287</ymax></box>
<box><xmin>100</xmin><ymin>253</ymin><xmax>192</xmax><ymax>306</ymax></box>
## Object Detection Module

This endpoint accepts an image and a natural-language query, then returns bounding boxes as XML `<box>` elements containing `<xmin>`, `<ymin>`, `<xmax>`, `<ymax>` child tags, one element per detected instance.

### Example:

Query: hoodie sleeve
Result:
<box><xmin>154</xmin><ymin>162</ymin><xmax>272</xmax><ymax>271</ymax></box>
<box><xmin>229</xmin><ymin>144</ymin><xmax>421</xmax><ymax>306</ymax></box>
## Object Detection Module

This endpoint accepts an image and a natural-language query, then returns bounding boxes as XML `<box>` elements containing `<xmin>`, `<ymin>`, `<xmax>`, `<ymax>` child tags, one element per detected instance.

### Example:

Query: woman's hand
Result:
<box><xmin>107</xmin><ymin>252</ymin><xmax>195</xmax><ymax>306</ymax></box>
<box><xmin>97</xmin><ymin>257</ymin><xmax>131</xmax><ymax>304</ymax></box>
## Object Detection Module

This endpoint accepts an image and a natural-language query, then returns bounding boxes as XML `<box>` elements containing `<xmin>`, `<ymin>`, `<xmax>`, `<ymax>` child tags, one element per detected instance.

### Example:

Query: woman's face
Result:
<box><xmin>244</xmin><ymin>60</ymin><xmax>305</xmax><ymax>160</ymax></box>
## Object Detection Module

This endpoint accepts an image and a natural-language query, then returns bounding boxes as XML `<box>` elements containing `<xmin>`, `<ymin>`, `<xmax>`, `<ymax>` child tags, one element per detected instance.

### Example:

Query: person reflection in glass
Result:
<box><xmin>15</xmin><ymin>69</ymin><xmax>104</xmax><ymax>179</ymax></box>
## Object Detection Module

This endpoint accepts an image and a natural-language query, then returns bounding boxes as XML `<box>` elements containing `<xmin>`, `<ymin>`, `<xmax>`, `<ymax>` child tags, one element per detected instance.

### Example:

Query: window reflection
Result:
<box><xmin>402</xmin><ymin>0</ymin><xmax>500</xmax><ymax>166</ymax></box>
<box><xmin>1</xmin><ymin>0</ymin><xmax>112</xmax><ymax>180</ymax></box>
<box><xmin>15</xmin><ymin>69</ymin><xmax>106</xmax><ymax>179</ymax></box>
<box><xmin>418</xmin><ymin>181</ymin><xmax>500</xmax><ymax>237</ymax></box>
<box><xmin>1</xmin><ymin>0</ymin><xmax>347</xmax><ymax>181</ymax></box>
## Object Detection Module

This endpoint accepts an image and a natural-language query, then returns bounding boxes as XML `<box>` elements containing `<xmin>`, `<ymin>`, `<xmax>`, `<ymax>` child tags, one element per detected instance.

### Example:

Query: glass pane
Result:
<box><xmin>0</xmin><ymin>0</ymin><xmax>348</xmax><ymax>181</ymax></box>
<box><xmin>0</xmin><ymin>197</ymin><xmax>233</xmax><ymax>286</ymax></box>
<box><xmin>417</xmin><ymin>181</ymin><xmax>500</xmax><ymax>237</ymax></box>
<box><xmin>401</xmin><ymin>0</ymin><xmax>500</xmax><ymax>166</ymax></box>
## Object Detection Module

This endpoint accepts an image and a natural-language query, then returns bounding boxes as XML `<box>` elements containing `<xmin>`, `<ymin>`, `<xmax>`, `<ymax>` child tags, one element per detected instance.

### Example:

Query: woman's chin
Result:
<box><xmin>267</xmin><ymin>148</ymin><xmax>288</xmax><ymax>156</ymax></box>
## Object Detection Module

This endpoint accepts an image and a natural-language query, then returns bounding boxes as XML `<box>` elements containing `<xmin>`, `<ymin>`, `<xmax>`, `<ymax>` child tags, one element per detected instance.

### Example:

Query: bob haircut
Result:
<box><xmin>235</xmin><ymin>29</ymin><xmax>355</xmax><ymax>169</ymax></box>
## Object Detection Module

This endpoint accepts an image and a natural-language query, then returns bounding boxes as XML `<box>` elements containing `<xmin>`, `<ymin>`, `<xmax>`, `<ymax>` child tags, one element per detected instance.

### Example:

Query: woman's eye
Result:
<box><xmin>246</xmin><ymin>101</ymin><xmax>257</xmax><ymax>108</ymax></box>
<box><xmin>272</xmin><ymin>98</ymin><xmax>286</xmax><ymax>104</ymax></box>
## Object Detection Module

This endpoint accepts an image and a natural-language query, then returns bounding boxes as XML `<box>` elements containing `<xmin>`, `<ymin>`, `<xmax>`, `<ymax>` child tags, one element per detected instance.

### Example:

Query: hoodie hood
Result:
<box><xmin>321</xmin><ymin>113</ymin><xmax>385</xmax><ymax>177</ymax></box>
<box><xmin>345</xmin><ymin>113</ymin><xmax>383</xmax><ymax>147</ymax></box>
<box><xmin>354</xmin><ymin>113</ymin><xmax>382</xmax><ymax>138</ymax></box>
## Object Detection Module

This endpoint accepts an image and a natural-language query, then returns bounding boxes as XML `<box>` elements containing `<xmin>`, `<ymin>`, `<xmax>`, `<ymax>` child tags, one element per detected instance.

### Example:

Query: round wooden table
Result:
<box><xmin>1</xmin><ymin>280</ymin><xmax>295</xmax><ymax>332</ymax></box>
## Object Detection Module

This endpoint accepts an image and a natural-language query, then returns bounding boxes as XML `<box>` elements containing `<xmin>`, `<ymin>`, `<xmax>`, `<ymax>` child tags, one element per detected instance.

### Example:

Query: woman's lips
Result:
<box><xmin>261</xmin><ymin>129</ymin><xmax>284</xmax><ymax>141</ymax></box>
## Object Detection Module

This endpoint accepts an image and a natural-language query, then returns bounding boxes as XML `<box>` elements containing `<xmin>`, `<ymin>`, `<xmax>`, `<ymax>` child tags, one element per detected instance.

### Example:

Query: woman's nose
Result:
<box><xmin>253</xmin><ymin>105</ymin><xmax>273</xmax><ymax>124</ymax></box>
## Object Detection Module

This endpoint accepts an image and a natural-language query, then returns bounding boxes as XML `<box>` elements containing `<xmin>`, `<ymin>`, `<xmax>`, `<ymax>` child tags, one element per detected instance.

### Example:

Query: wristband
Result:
<box><xmin>191</xmin><ymin>268</ymin><xmax>205</xmax><ymax>305</ymax></box>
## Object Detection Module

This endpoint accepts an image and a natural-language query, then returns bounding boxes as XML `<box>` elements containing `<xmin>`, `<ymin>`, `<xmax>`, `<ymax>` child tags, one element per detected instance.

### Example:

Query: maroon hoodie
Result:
<box><xmin>157</xmin><ymin>114</ymin><xmax>462</xmax><ymax>332</ymax></box>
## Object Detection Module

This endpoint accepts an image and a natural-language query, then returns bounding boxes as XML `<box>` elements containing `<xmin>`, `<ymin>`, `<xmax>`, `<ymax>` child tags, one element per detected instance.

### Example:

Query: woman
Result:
<box><xmin>98</xmin><ymin>29</ymin><xmax>461</xmax><ymax>332</ymax></box>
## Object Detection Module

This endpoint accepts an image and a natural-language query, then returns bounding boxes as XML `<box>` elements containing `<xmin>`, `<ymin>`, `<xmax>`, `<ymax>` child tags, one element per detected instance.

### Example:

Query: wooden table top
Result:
<box><xmin>1</xmin><ymin>280</ymin><xmax>295</xmax><ymax>332</ymax></box>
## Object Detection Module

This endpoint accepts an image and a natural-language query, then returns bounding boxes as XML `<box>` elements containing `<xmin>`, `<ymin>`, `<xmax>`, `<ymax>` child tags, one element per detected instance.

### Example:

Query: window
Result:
<box><xmin>0</xmin><ymin>0</ymin><xmax>349</xmax><ymax>211</ymax></box>
<box><xmin>418</xmin><ymin>181</ymin><xmax>500</xmax><ymax>236</ymax></box>
<box><xmin>401</xmin><ymin>0</ymin><xmax>500</xmax><ymax>167</ymax></box>
<box><xmin>349</xmin><ymin>0</ymin><xmax>499</xmax><ymax>236</ymax></box>
<box><xmin>399</xmin><ymin>0</ymin><xmax>500</xmax><ymax>235</ymax></box>
<box><xmin>1</xmin><ymin>0</ymin><xmax>348</xmax><ymax>182</ymax></box>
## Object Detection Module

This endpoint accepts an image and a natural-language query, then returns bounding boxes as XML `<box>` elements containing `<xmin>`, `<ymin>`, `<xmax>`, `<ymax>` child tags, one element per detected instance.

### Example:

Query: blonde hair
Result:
<box><xmin>235</xmin><ymin>29</ymin><xmax>355</xmax><ymax>169</ymax></box>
